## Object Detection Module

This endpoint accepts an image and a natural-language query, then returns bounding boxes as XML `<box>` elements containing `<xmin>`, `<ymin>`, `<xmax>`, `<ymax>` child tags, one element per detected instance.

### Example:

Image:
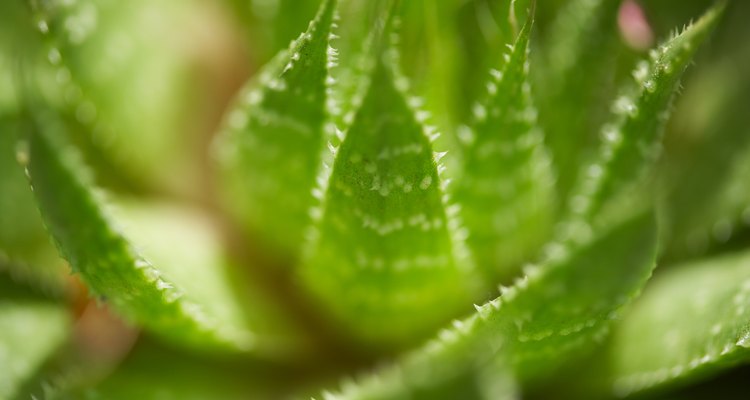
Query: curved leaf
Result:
<box><xmin>26</xmin><ymin>113</ymin><xmax>287</xmax><ymax>355</ymax></box>
<box><xmin>215</xmin><ymin>0</ymin><xmax>338</xmax><ymax>261</ymax></box>
<box><xmin>488</xmin><ymin>211</ymin><xmax>658</xmax><ymax>381</ymax></box>
<box><xmin>30</xmin><ymin>0</ymin><xmax>229</xmax><ymax>195</ymax></box>
<box><xmin>1</xmin><ymin>114</ymin><xmax>68</xmax><ymax>290</ymax></box>
<box><xmin>610</xmin><ymin>248</ymin><xmax>750</xmax><ymax>396</ymax></box>
<box><xmin>112</xmin><ymin>200</ymin><xmax>309</xmax><ymax>358</ymax></box>
<box><xmin>568</xmin><ymin>3</ymin><xmax>725</xmax><ymax>222</ymax></box>
<box><xmin>0</xmin><ymin>6</ymin><xmax>69</xmax><ymax>289</ymax></box>
<box><xmin>325</xmin><ymin>210</ymin><xmax>657</xmax><ymax>398</ymax></box>
<box><xmin>454</xmin><ymin>13</ymin><xmax>555</xmax><ymax>283</ymax></box>
<box><xmin>299</xmin><ymin>56</ymin><xmax>477</xmax><ymax>347</ymax></box>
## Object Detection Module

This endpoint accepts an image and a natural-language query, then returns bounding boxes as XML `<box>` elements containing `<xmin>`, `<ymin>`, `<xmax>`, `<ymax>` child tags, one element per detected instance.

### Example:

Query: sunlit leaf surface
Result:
<box><xmin>568</xmin><ymin>4</ymin><xmax>724</xmax><ymax>222</ymax></box>
<box><xmin>326</xmin><ymin>210</ymin><xmax>657</xmax><ymax>398</ymax></box>
<box><xmin>27</xmin><ymin>114</ymin><xmax>290</xmax><ymax>355</ymax></box>
<box><xmin>454</xmin><ymin>14</ymin><xmax>555</xmax><ymax>283</ymax></box>
<box><xmin>300</xmin><ymin>53</ymin><xmax>477</xmax><ymax>347</ymax></box>
<box><xmin>0</xmin><ymin>0</ymin><xmax>743</xmax><ymax>398</ymax></box>
<box><xmin>215</xmin><ymin>0</ymin><xmax>338</xmax><ymax>260</ymax></box>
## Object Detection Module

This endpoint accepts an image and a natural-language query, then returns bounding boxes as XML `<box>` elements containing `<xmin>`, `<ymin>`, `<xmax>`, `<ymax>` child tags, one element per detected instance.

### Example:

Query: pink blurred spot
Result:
<box><xmin>618</xmin><ymin>0</ymin><xmax>654</xmax><ymax>51</ymax></box>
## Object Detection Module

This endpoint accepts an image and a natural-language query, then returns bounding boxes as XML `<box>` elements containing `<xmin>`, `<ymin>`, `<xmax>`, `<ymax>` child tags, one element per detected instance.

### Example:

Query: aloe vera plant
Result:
<box><xmin>1</xmin><ymin>0</ymin><xmax>749</xmax><ymax>398</ymax></box>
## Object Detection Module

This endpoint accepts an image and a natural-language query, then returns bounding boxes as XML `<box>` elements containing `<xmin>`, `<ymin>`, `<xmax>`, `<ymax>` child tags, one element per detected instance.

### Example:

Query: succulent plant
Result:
<box><xmin>2</xmin><ymin>0</ymin><xmax>749</xmax><ymax>399</ymax></box>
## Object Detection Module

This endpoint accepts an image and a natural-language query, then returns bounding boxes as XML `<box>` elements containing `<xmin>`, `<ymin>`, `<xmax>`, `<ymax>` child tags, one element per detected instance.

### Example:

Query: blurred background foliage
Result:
<box><xmin>1</xmin><ymin>0</ymin><xmax>749</xmax><ymax>398</ymax></box>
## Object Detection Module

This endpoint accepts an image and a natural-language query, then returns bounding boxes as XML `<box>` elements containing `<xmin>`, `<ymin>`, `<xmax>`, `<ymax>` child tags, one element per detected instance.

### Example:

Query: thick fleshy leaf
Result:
<box><xmin>533</xmin><ymin>0</ymin><xmax>623</xmax><ymax>200</ymax></box>
<box><xmin>215</xmin><ymin>0</ymin><xmax>338</xmax><ymax>260</ymax></box>
<box><xmin>398</xmin><ymin>0</ymin><xmax>531</xmax><ymax>127</ymax></box>
<box><xmin>25</xmin><ymin>114</ymin><xmax>286</xmax><ymax>355</ymax></box>
<box><xmin>30</xmin><ymin>0</ymin><xmax>226</xmax><ymax>195</ymax></box>
<box><xmin>454</xmin><ymin>14</ymin><xmax>555</xmax><ymax>283</ymax></box>
<box><xmin>568</xmin><ymin>4</ymin><xmax>724</xmax><ymax>222</ymax></box>
<box><xmin>111</xmin><ymin>200</ymin><xmax>309</xmax><ymax>358</ymax></box>
<box><xmin>483</xmin><ymin>210</ymin><xmax>657</xmax><ymax>381</ymax></box>
<box><xmin>610</xmin><ymin>248</ymin><xmax>750</xmax><ymax>396</ymax></box>
<box><xmin>325</xmin><ymin>209</ymin><xmax>657</xmax><ymax>398</ymax></box>
<box><xmin>454</xmin><ymin>0</ymin><xmax>531</xmax><ymax>119</ymax></box>
<box><xmin>0</xmin><ymin>301</ymin><xmax>70</xmax><ymax>399</ymax></box>
<box><xmin>394</xmin><ymin>0</ymin><xmax>532</xmax><ymax>158</ymax></box>
<box><xmin>299</xmin><ymin>57</ymin><xmax>477</xmax><ymax>347</ymax></box>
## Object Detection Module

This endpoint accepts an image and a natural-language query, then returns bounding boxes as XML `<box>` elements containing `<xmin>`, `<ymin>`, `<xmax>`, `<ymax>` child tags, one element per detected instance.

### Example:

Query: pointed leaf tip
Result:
<box><xmin>321</xmin><ymin>210</ymin><xmax>657</xmax><ymax>397</ymax></box>
<box><xmin>215</xmin><ymin>0</ymin><xmax>339</xmax><ymax>261</ymax></box>
<box><xmin>300</xmin><ymin>59</ymin><xmax>476</xmax><ymax>347</ymax></box>
<box><xmin>454</xmin><ymin>8</ymin><xmax>555</xmax><ymax>284</ymax></box>
<box><xmin>568</xmin><ymin>2</ymin><xmax>725</xmax><ymax>223</ymax></box>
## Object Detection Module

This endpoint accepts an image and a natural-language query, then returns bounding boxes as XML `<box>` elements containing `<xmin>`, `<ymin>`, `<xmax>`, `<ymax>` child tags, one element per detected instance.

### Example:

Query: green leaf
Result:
<box><xmin>0</xmin><ymin>300</ymin><xmax>70</xmax><ymax>400</ymax></box>
<box><xmin>394</xmin><ymin>0</ymin><xmax>532</xmax><ymax>158</ymax></box>
<box><xmin>299</xmin><ymin>55</ymin><xmax>477</xmax><ymax>347</ymax></box>
<box><xmin>215</xmin><ymin>0</ymin><xmax>338</xmax><ymax>261</ymax></box>
<box><xmin>329</xmin><ymin>2</ymin><xmax>386</xmax><ymax>132</ymax></box>
<box><xmin>0</xmin><ymin>116</ymin><xmax>47</xmax><ymax>251</ymax></box>
<box><xmin>322</xmin><ymin>332</ymin><xmax>518</xmax><ymax>400</ymax></box>
<box><xmin>609</xmin><ymin>248</ymin><xmax>750</xmax><ymax>396</ymax></box>
<box><xmin>111</xmin><ymin>199</ymin><xmax>310</xmax><ymax>358</ymax></box>
<box><xmin>30</xmin><ymin>0</ymin><xmax>218</xmax><ymax>194</ymax></box>
<box><xmin>533</xmin><ymin>0</ymin><xmax>623</xmax><ymax>200</ymax></box>
<box><xmin>568</xmin><ymin>4</ymin><xmax>725</xmax><ymax>222</ymax></box>
<box><xmin>487</xmin><ymin>210</ymin><xmax>658</xmax><ymax>381</ymax></box>
<box><xmin>454</xmin><ymin>13</ymin><xmax>556</xmax><ymax>283</ymax></box>
<box><xmin>25</xmin><ymin>113</ymin><xmax>288</xmax><ymax>355</ymax></box>
<box><xmin>0</xmin><ymin>5</ymin><xmax>60</xmax><ymax>281</ymax></box>
<box><xmin>1</xmin><ymin>114</ymin><xmax>68</xmax><ymax>290</ymax></box>
<box><xmin>325</xmin><ymin>209</ymin><xmax>657</xmax><ymax>398</ymax></box>
<box><xmin>412</xmin><ymin>0</ymin><xmax>531</xmax><ymax>127</ymax></box>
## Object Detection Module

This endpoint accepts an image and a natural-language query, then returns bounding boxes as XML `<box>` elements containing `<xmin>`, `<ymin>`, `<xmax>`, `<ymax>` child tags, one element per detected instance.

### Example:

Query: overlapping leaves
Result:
<box><xmin>318</xmin><ymin>2</ymin><xmax>727</xmax><ymax>397</ymax></box>
<box><xmin>300</xmin><ymin>55</ymin><xmax>476</xmax><ymax>346</ymax></box>
<box><xmin>25</xmin><ymin>112</ymin><xmax>297</xmax><ymax>356</ymax></box>
<box><xmin>4</xmin><ymin>0</ymin><xmax>746</xmax><ymax>399</ymax></box>
<box><xmin>215</xmin><ymin>0</ymin><xmax>338</xmax><ymax>260</ymax></box>
<box><xmin>453</xmin><ymin>11</ymin><xmax>555</xmax><ymax>283</ymax></box>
